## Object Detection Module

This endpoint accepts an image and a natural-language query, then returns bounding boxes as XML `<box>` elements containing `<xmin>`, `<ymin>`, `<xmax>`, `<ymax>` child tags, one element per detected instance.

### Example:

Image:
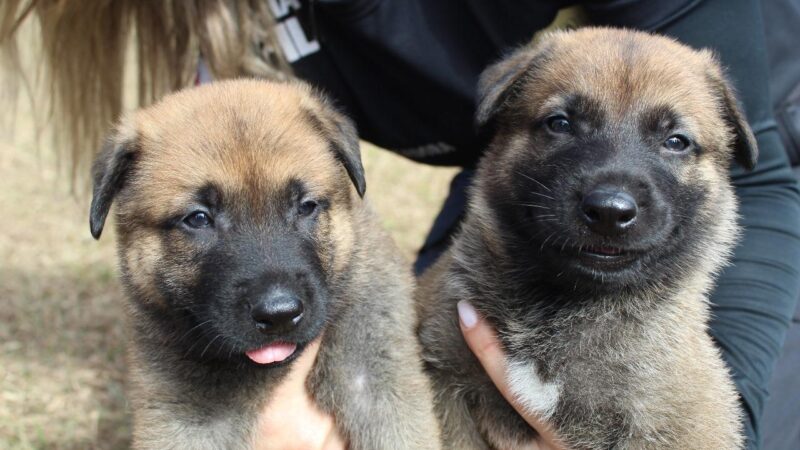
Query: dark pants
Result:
<box><xmin>760</xmin><ymin>169</ymin><xmax>800</xmax><ymax>450</ymax></box>
<box><xmin>761</xmin><ymin>300</ymin><xmax>800</xmax><ymax>450</ymax></box>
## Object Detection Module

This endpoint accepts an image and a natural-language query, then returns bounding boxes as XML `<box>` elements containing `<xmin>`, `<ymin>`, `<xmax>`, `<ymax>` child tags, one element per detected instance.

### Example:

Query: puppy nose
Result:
<box><xmin>580</xmin><ymin>187</ymin><xmax>638</xmax><ymax>235</ymax></box>
<box><xmin>251</xmin><ymin>289</ymin><xmax>304</xmax><ymax>333</ymax></box>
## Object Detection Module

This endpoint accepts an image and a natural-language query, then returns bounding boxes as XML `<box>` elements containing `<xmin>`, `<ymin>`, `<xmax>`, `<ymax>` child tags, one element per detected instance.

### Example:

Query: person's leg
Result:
<box><xmin>760</xmin><ymin>166</ymin><xmax>800</xmax><ymax>450</ymax></box>
<box><xmin>414</xmin><ymin>169</ymin><xmax>474</xmax><ymax>276</ymax></box>
<box><xmin>761</xmin><ymin>298</ymin><xmax>800</xmax><ymax>450</ymax></box>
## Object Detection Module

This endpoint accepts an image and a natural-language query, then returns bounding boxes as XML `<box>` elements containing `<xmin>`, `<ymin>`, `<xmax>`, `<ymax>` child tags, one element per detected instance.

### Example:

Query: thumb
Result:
<box><xmin>457</xmin><ymin>300</ymin><xmax>567</xmax><ymax>450</ymax></box>
<box><xmin>456</xmin><ymin>300</ymin><xmax>508</xmax><ymax>387</ymax></box>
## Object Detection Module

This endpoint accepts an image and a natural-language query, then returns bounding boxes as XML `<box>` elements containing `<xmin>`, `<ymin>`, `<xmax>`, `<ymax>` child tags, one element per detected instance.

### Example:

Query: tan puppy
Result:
<box><xmin>90</xmin><ymin>80</ymin><xmax>440</xmax><ymax>449</ymax></box>
<box><xmin>418</xmin><ymin>28</ymin><xmax>752</xmax><ymax>449</ymax></box>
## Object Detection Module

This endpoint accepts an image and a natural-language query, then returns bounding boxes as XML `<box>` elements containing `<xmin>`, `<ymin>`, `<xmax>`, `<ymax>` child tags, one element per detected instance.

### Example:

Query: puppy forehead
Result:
<box><xmin>127</xmin><ymin>82</ymin><xmax>340</xmax><ymax>210</ymax></box>
<box><xmin>524</xmin><ymin>29</ymin><xmax>720</xmax><ymax>126</ymax></box>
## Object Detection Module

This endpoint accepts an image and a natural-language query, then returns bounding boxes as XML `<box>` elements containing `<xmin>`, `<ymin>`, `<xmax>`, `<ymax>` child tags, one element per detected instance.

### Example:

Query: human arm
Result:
<box><xmin>255</xmin><ymin>339</ymin><xmax>346</xmax><ymax>450</ymax></box>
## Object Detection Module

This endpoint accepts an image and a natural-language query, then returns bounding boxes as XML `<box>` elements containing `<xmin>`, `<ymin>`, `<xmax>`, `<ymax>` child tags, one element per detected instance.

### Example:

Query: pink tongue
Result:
<box><xmin>246</xmin><ymin>343</ymin><xmax>297</xmax><ymax>365</ymax></box>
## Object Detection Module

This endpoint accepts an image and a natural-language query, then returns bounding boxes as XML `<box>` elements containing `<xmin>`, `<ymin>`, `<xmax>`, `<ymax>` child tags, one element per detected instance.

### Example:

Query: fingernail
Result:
<box><xmin>457</xmin><ymin>300</ymin><xmax>478</xmax><ymax>329</ymax></box>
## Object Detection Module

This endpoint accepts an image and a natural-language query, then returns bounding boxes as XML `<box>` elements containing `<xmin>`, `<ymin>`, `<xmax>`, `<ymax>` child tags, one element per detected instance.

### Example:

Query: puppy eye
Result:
<box><xmin>297</xmin><ymin>200</ymin><xmax>318</xmax><ymax>217</ymax></box>
<box><xmin>664</xmin><ymin>135</ymin><xmax>690</xmax><ymax>152</ymax></box>
<box><xmin>547</xmin><ymin>115</ymin><xmax>572</xmax><ymax>133</ymax></box>
<box><xmin>183</xmin><ymin>211</ymin><xmax>213</xmax><ymax>228</ymax></box>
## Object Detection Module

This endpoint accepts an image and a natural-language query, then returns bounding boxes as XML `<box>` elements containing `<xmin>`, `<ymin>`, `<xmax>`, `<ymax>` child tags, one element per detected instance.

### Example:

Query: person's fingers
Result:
<box><xmin>457</xmin><ymin>301</ymin><xmax>509</xmax><ymax>391</ymax></box>
<box><xmin>321</xmin><ymin>425</ymin><xmax>348</xmax><ymax>450</ymax></box>
<box><xmin>458</xmin><ymin>300</ymin><xmax>567</xmax><ymax>450</ymax></box>
<box><xmin>291</xmin><ymin>338</ymin><xmax>322</xmax><ymax>378</ymax></box>
<box><xmin>257</xmin><ymin>338</ymin><xmax>350</xmax><ymax>450</ymax></box>
<box><xmin>272</xmin><ymin>338</ymin><xmax>322</xmax><ymax>398</ymax></box>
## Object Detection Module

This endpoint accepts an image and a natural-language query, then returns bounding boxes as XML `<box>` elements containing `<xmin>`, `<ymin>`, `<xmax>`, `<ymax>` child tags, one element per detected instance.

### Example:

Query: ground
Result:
<box><xmin>0</xmin><ymin>77</ymin><xmax>457</xmax><ymax>449</ymax></box>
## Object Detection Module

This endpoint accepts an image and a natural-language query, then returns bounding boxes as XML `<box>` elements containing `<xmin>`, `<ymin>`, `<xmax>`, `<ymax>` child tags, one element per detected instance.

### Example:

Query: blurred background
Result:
<box><xmin>4</xmin><ymin>2</ymin><xmax>798</xmax><ymax>449</ymax></box>
<box><xmin>0</xmin><ymin>25</ymin><xmax>457</xmax><ymax>450</ymax></box>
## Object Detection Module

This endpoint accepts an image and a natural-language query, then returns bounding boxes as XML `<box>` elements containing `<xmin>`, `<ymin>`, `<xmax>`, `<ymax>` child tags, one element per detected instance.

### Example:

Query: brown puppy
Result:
<box><xmin>418</xmin><ymin>28</ymin><xmax>752</xmax><ymax>450</ymax></box>
<box><xmin>90</xmin><ymin>80</ymin><xmax>440</xmax><ymax>449</ymax></box>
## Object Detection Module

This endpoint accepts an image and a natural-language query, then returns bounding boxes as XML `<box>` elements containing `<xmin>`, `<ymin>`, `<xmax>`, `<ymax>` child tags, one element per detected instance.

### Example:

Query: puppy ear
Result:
<box><xmin>706</xmin><ymin>65</ymin><xmax>759</xmax><ymax>170</ymax></box>
<box><xmin>306</xmin><ymin>101</ymin><xmax>366</xmax><ymax>198</ymax></box>
<box><xmin>328</xmin><ymin>113</ymin><xmax>366</xmax><ymax>198</ymax></box>
<box><xmin>476</xmin><ymin>38</ymin><xmax>553</xmax><ymax>129</ymax></box>
<box><xmin>89</xmin><ymin>128</ymin><xmax>138</xmax><ymax>239</ymax></box>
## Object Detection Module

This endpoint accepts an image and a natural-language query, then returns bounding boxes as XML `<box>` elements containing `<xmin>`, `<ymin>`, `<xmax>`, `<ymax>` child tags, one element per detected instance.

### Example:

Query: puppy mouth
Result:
<box><xmin>582</xmin><ymin>244</ymin><xmax>627</xmax><ymax>258</ymax></box>
<box><xmin>245</xmin><ymin>342</ymin><xmax>299</xmax><ymax>365</ymax></box>
<box><xmin>574</xmin><ymin>243</ymin><xmax>645</xmax><ymax>270</ymax></box>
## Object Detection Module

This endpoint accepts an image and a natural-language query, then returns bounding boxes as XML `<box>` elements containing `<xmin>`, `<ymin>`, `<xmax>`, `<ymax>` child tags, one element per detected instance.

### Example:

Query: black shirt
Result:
<box><xmin>278</xmin><ymin>1</ymin><xmax>800</xmax><ymax>447</ymax></box>
<box><xmin>290</xmin><ymin>0</ymin><xmax>704</xmax><ymax>166</ymax></box>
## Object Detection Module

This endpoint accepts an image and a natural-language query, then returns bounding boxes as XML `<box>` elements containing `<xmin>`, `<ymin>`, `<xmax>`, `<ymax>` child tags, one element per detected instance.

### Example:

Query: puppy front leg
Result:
<box><xmin>310</xmin><ymin>325</ymin><xmax>442</xmax><ymax>450</ymax></box>
<box><xmin>428</xmin><ymin>376</ymin><xmax>491</xmax><ymax>450</ymax></box>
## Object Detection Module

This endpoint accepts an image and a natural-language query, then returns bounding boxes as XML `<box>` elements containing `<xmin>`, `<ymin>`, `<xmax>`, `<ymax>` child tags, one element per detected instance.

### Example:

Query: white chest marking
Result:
<box><xmin>506</xmin><ymin>359</ymin><xmax>562</xmax><ymax>420</ymax></box>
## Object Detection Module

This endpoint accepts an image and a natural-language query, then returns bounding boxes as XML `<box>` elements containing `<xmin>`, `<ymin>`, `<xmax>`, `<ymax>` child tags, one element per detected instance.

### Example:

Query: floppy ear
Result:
<box><xmin>476</xmin><ymin>38</ymin><xmax>553</xmax><ymax>129</ymax></box>
<box><xmin>306</xmin><ymin>100</ymin><xmax>366</xmax><ymax>198</ymax></box>
<box><xmin>706</xmin><ymin>68</ymin><xmax>759</xmax><ymax>170</ymax></box>
<box><xmin>327</xmin><ymin>113</ymin><xmax>366</xmax><ymax>198</ymax></box>
<box><xmin>89</xmin><ymin>130</ymin><xmax>138</xmax><ymax>239</ymax></box>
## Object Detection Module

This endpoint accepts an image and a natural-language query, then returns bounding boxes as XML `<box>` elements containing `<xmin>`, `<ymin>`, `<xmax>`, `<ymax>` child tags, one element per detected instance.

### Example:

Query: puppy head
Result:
<box><xmin>90</xmin><ymin>80</ymin><xmax>365</xmax><ymax>367</ymax></box>
<box><xmin>473</xmin><ymin>27</ymin><xmax>756</xmax><ymax>291</ymax></box>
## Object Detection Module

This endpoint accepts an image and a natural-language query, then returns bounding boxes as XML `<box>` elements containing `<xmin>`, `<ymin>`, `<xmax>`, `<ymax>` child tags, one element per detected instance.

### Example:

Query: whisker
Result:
<box><xmin>515</xmin><ymin>170</ymin><xmax>552</xmax><ymax>192</ymax></box>
<box><xmin>529</xmin><ymin>191</ymin><xmax>555</xmax><ymax>200</ymax></box>
<box><xmin>200</xmin><ymin>335</ymin><xmax>222</xmax><ymax>359</ymax></box>
<box><xmin>176</xmin><ymin>319</ymin><xmax>213</xmax><ymax>344</ymax></box>
<box><xmin>516</xmin><ymin>203</ymin><xmax>551</xmax><ymax>210</ymax></box>
<box><xmin>540</xmin><ymin>231</ymin><xmax>557</xmax><ymax>250</ymax></box>
<box><xmin>228</xmin><ymin>341</ymin><xmax>238</xmax><ymax>360</ymax></box>
<box><xmin>184</xmin><ymin>327</ymin><xmax>215</xmax><ymax>357</ymax></box>
<box><xmin>216</xmin><ymin>336</ymin><xmax>230</xmax><ymax>359</ymax></box>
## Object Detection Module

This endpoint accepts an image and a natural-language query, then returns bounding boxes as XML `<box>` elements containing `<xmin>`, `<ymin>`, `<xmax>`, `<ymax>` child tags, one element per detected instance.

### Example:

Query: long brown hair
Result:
<box><xmin>1</xmin><ymin>0</ymin><xmax>290</xmax><ymax>178</ymax></box>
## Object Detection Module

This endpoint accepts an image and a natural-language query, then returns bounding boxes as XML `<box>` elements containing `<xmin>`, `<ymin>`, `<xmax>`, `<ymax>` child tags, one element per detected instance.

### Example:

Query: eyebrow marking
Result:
<box><xmin>640</xmin><ymin>105</ymin><xmax>680</xmax><ymax>134</ymax></box>
<box><xmin>195</xmin><ymin>183</ymin><xmax>222</xmax><ymax>208</ymax></box>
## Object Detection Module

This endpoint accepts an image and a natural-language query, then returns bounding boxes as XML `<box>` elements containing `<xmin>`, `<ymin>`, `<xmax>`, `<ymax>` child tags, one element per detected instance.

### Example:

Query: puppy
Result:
<box><xmin>418</xmin><ymin>28</ymin><xmax>752</xmax><ymax>450</ymax></box>
<box><xmin>90</xmin><ymin>80</ymin><xmax>440</xmax><ymax>449</ymax></box>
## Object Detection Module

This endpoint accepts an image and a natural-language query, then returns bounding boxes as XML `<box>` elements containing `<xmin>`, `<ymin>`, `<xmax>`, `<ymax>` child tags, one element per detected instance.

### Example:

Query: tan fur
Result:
<box><xmin>92</xmin><ymin>79</ymin><xmax>440</xmax><ymax>449</ymax></box>
<box><xmin>419</xmin><ymin>28</ymin><xmax>747</xmax><ymax>450</ymax></box>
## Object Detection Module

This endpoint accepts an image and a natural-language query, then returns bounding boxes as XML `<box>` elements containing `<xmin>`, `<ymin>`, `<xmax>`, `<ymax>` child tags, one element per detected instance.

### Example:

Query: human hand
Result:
<box><xmin>458</xmin><ymin>300</ymin><xmax>568</xmax><ymax>450</ymax></box>
<box><xmin>255</xmin><ymin>339</ymin><xmax>347</xmax><ymax>450</ymax></box>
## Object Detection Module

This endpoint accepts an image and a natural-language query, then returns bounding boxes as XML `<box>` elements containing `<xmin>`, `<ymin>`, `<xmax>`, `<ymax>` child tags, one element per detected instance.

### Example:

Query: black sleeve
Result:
<box><xmin>586</xmin><ymin>1</ymin><xmax>800</xmax><ymax>447</ymax></box>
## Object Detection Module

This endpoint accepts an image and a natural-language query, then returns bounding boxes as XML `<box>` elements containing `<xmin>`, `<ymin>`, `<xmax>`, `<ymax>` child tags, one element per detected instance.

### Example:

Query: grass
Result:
<box><xmin>0</xmin><ymin>75</ymin><xmax>457</xmax><ymax>448</ymax></box>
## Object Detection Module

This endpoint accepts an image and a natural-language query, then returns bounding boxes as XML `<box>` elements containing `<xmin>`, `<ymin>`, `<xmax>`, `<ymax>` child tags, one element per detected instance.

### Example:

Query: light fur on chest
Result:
<box><xmin>506</xmin><ymin>358</ymin><xmax>562</xmax><ymax>420</ymax></box>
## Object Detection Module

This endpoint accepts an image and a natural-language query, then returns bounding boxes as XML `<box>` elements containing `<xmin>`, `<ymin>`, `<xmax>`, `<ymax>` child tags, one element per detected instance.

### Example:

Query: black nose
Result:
<box><xmin>580</xmin><ymin>187</ymin><xmax>638</xmax><ymax>235</ymax></box>
<box><xmin>251</xmin><ymin>289</ymin><xmax>304</xmax><ymax>334</ymax></box>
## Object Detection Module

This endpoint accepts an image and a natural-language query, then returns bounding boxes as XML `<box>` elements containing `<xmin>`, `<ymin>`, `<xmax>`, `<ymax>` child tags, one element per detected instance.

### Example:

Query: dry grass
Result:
<box><xmin>0</xmin><ymin>72</ymin><xmax>457</xmax><ymax>449</ymax></box>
